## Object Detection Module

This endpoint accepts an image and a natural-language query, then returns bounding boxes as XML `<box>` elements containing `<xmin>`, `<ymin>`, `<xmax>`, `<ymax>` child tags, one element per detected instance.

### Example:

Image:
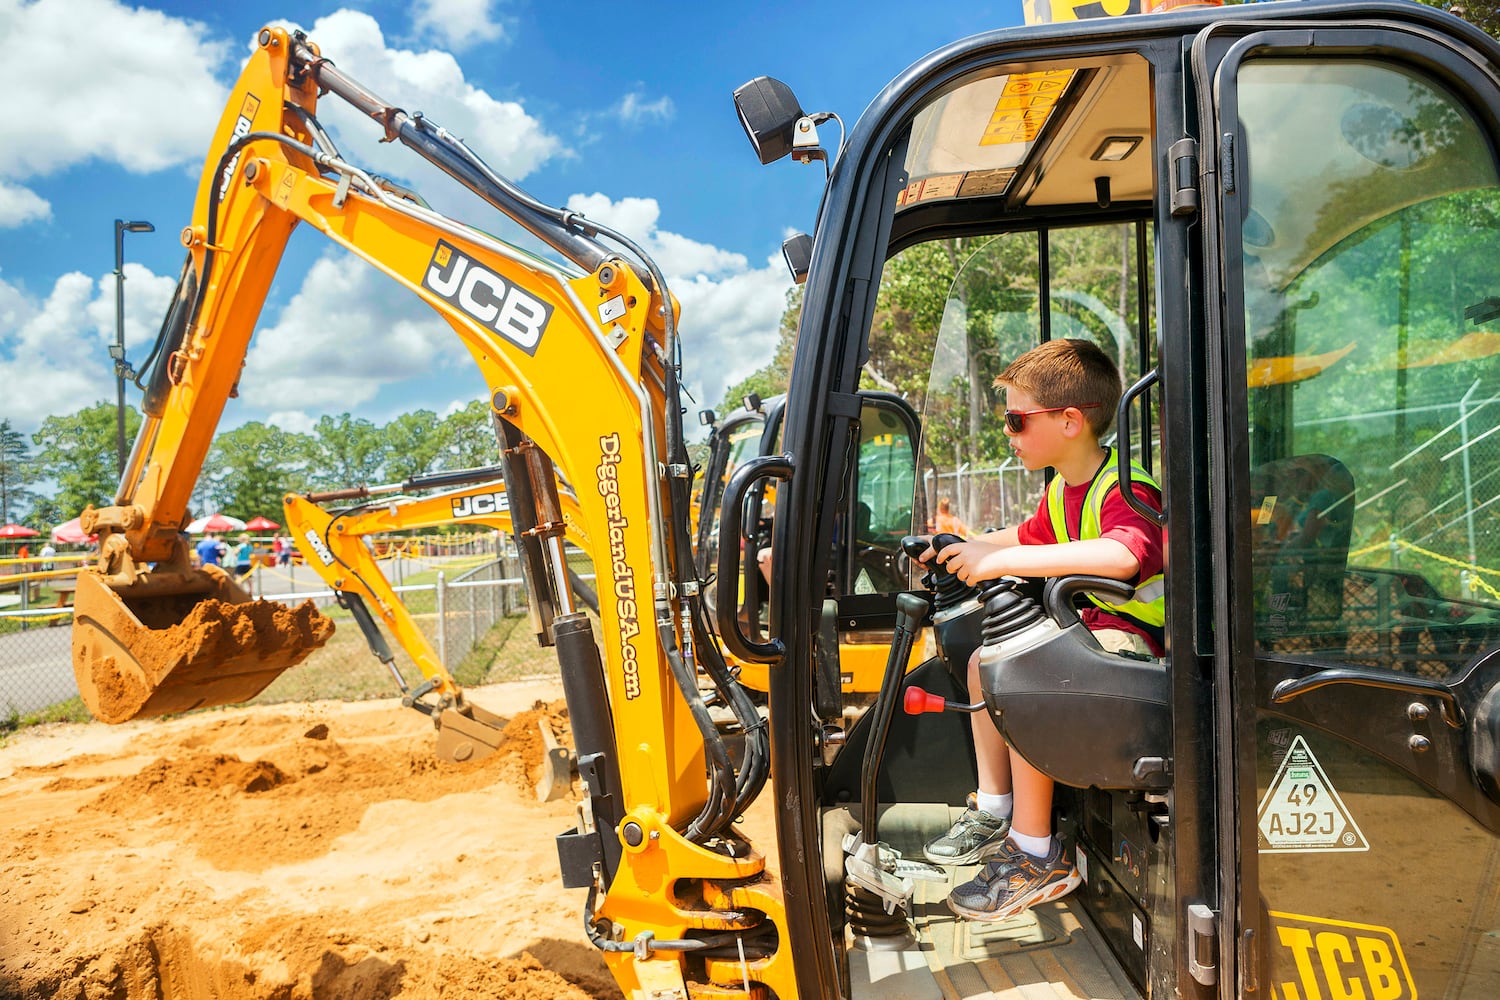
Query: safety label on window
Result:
<box><xmin>1257</xmin><ymin>734</ymin><xmax>1369</xmax><ymax>853</ymax></box>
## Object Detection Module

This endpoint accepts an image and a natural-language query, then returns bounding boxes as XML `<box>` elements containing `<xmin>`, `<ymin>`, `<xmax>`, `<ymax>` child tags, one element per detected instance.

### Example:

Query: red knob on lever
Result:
<box><xmin>904</xmin><ymin>686</ymin><xmax>948</xmax><ymax>715</ymax></box>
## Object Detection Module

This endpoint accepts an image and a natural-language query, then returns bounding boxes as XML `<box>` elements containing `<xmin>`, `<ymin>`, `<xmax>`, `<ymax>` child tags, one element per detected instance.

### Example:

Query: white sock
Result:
<box><xmin>1009</xmin><ymin>829</ymin><xmax>1052</xmax><ymax>859</ymax></box>
<box><xmin>976</xmin><ymin>791</ymin><xmax>1012</xmax><ymax>819</ymax></box>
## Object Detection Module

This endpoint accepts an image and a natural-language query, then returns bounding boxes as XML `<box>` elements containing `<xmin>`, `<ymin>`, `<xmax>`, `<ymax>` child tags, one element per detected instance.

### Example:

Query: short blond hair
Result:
<box><xmin>995</xmin><ymin>338</ymin><xmax>1121</xmax><ymax>437</ymax></box>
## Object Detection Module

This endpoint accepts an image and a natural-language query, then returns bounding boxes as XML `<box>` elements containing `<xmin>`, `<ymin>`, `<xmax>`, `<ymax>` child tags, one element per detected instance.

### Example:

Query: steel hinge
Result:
<box><xmin>1188</xmin><ymin>903</ymin><xmax>1219</xmax><ymax>987</ymax></box>
<box><xmin>1169</xmin><ymin>138</ymin><xmax>1199</xmax><ymax>217</ymax></box>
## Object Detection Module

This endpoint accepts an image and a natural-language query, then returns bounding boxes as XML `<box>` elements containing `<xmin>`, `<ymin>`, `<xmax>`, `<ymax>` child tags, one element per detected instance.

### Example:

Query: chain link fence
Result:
<box><xmin>0</xmin><ymin>538</ymin><xmax>591</xmax><ymax>726</ymax></box>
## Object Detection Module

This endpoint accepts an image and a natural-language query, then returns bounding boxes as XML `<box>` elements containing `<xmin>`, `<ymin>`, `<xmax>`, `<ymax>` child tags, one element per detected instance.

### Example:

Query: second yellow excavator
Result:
<box><xmin>281</xmin><ymin>463</ymin><xmax>592</xmax><ymax>763</ymax></box>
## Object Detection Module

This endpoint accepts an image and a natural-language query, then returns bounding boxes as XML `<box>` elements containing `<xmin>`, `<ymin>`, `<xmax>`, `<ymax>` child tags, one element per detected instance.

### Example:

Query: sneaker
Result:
<box><xmin>947</xmin><ymin>837</ymin><xmax>1081</xmax><ymax>921</ymax></box>
<box><xmin>923</xmin><ymin>807</ymin><xmax>1012</xmax><ymax>865</ymax></box>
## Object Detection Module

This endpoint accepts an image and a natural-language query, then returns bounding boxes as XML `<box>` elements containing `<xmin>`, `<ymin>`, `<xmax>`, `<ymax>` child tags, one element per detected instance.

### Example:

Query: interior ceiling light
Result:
<box><xmin>1091</xmin><ymin>136</ymin><xmax>1142</xmax><ymax>162</ymax></box>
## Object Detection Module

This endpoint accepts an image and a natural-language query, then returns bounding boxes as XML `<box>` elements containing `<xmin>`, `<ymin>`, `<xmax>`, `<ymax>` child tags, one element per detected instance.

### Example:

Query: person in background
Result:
<box><xmin>233</xmin><ymin>534</ymin><xmax>254</xmax><ymax>578</ymax></box>
<box><xmin>39</xmin><ymin>542</ymin><xmax>55</xmax><ymax>571</ymax></box>
<box><xmin>196</xmin><ymin>533</ymin><xmax>223</xmax><ymax>567</ymax></box>
<box><xmin>932</xmin><ymin>496</ymin><xmax>971</xmax><ymax>538</ymax></box>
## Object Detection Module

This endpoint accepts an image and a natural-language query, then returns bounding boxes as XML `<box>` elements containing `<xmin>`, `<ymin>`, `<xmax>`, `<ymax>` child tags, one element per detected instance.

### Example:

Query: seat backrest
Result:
<box><xmin>1249</xmin><ymin>454</ymin><xmax>1356</xmax><ymax>639</ymax></box>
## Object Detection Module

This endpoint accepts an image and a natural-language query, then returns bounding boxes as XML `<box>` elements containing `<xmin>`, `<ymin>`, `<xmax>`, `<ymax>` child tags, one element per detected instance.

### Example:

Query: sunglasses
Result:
<box><xmin>1003</xmin><ymin>402</ymin><xmax>1101</xmax><ymax>434</ymax></box>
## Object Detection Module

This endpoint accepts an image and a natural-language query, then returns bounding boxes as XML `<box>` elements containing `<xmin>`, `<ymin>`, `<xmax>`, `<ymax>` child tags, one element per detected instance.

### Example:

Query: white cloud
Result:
<box><xmin>0</xmin><ymin>0</ymin><xmax>229</xmax><ymax>182</ymax></box>
<box><xmin>411</xmin><ymin>0</ymin><xmax>506</xmax><ymax>52</ymax></box>
<box><xmin>565</xmin><ymin>193</ymin><xmax>791</xmax><ymax>411</ymax></box>
<box><xmin>566</xmin><ymin>193</ymin><xmax>747</xmax><ymax>278</ymax></box>
<box><xmin>0</xmin><ymin>180</ymin><xmax>50</xmax><ymax>228</ymax></box>
<box><xmin>0</xmin><ymin>264</ymin><xmax>177</xmax><ymax>431</ymax></box>
<box><xmin>264</xmin><ymin>410</ymin><xmax>318</xmax><ymax>436</ymax></box>
<box><xmin>617</xmin><ymin>91</ymin><xmax>675</xmax><ymax>125</ymax></box>
<box><xmin>242</xmin><ymin>249</ymin><xmax>471</xmax><ymax>414</ymax></box>
<box><xmin>276</xmin><ymin>10</ymin><xmax>561</xmax><ymax>186</ymax></box>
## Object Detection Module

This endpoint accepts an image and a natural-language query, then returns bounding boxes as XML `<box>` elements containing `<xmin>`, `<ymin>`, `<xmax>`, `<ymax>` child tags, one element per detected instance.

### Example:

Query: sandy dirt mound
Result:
<box><xmin>0</xmin><ymin>678</ymin><xmax>620</xmax><ymax>1000</ymax></box>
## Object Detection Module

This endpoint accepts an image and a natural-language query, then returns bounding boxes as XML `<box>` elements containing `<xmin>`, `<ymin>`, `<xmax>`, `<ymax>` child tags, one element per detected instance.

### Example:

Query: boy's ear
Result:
<box><xmin>1060</xmin><ymin>406</ymin><xmax>1091</xmax><ymax>437</ymax></box>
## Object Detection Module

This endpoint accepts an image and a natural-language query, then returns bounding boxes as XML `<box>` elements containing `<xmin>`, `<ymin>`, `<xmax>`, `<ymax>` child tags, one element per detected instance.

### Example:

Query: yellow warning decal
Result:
<box><xmin>239</xmin><ymin>92</ymin><xmax>261</xmax><ymax>121</ymax></box>
<box><xmin>979</xmin><ymin>70</ymin><xmax>1074</xmax><ymax>147</ymax></box>
<box><xmin>1268</xmin><ymin>911</ymin><xmax>1416</xmax><ymax>1000</ymax></box>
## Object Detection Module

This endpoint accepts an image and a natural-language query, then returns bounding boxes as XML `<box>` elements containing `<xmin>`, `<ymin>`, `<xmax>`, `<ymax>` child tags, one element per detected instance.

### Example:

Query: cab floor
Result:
<box><xmin>840</xmin><ymin>805</ymin><xmax>1138</xmax><ymax>1000</ymax></box>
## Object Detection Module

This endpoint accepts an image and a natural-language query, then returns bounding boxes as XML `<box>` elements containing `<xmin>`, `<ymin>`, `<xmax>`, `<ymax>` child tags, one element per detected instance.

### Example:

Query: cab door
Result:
<box><xmin>1195</xmin><ymin>17</ymin><xmax>1500</xmax><ymax>998</ymax></box>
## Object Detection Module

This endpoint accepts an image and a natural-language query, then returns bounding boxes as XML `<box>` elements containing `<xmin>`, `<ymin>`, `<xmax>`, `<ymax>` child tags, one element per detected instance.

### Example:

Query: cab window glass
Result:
<box><xmin>1238</xmin><ymin>58</ymin><xmax>1500</xmax><ymax>674</ymax></box>
<box><xmin>864</xmin><ymin>227</ymin><xmax>1155</xmax><ymax>568</ymax></box>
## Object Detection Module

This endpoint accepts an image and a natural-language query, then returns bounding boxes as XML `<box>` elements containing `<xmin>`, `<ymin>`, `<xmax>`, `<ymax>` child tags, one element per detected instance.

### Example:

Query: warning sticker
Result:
<box><xmin>1257</xmin><ymin>734</ymin><xmax>1369</xmax><ymax>853</ymax></box>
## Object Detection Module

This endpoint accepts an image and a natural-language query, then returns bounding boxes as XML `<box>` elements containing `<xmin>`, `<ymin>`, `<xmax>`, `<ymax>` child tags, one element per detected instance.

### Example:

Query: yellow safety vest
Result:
<box><xmin>1045</xmin><ymin>449</ymin><xmax>1166</xmax><ymax>628</ymax></box>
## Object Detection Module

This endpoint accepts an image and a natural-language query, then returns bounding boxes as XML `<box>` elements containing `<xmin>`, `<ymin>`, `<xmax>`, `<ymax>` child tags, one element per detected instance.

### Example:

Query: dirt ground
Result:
<box><xmin>0</xmin><ymin>677</ymin><xmax>625</xmax><ymax>1000</ymax></box>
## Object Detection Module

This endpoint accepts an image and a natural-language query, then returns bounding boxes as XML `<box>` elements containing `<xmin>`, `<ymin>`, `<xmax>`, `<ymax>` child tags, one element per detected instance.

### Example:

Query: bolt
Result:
<box><xmin>622</xmin><ymin>821</ymin><xmax>644</xmax><ymax>847</ymax></box>
<box><xmin>259</xmin><ymin>29</ymin><xmax>271</xmax><ymax>46</ymax></box>
<box><xmin>1407</xmin><ymin>702</ymin><xmax>1429</xmax><ymax>721</ymax></box>
<box><xmin>1409</xmin><ymin>734</ymin><xmax>1432</xmax><ymax>753</ymax></box>
<box><xmin>598</xmin><ymin>265</ymin><xmax>616</xmax><ymax>286</ymax></box>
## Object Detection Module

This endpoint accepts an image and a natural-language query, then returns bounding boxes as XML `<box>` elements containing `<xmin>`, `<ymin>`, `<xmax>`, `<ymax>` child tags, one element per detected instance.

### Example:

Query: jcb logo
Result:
<box><xmin>1269</xmin><ymin>912</ymin><xmax>1415</xmax><ymax>1000</ymax></box>
<box><xmin>422</xmin><ymin>240</ymin><xmax>553</xmax><ymax>356</ymax></box>
<box><xmin>451</xmin><ymin>491</ymin><xmax>509</xmax><ymax>518</ymax></box>
<box><xmin>218</xmin><ymin>93</ymin><xmax>261</xmax><ymax>199</ymax></box>
<box><xmin>301</xmin><ymin>527</ymin><xmax>335</xmax><ymax>567</ymax></box>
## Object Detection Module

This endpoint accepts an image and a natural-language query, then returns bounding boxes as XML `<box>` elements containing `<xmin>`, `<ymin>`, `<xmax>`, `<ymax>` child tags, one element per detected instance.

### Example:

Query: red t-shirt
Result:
<box><xmin>1015</xmin><ymin>475</ymin><xmax>1165</xmax><ymax>655</ymax></box>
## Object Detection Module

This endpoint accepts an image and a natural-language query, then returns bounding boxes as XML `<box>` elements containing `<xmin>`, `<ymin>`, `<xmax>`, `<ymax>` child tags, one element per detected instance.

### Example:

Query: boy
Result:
<box><xmin>920</xmin><ymin>338</ymin><xmax>1165</xmax><ymax>922</ymax></box>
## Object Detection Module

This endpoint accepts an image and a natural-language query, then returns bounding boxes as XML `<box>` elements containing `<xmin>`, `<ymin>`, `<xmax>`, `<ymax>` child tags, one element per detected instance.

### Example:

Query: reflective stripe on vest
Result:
<box><xmin>1045</xmin><ymin>450</ymin><xmax>1166</xmax><ymax>627</ymax></box>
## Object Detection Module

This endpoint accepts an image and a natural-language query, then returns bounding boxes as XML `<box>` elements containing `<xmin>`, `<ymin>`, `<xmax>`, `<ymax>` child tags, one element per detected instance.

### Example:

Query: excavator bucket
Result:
<box><xmin>71</xmin><ymin>567</ymin><xmax>335</xmax><ymax>724</ymax></box>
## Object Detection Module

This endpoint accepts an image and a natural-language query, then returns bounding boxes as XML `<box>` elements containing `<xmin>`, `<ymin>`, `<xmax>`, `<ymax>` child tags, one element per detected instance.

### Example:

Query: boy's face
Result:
<box><xmin>1001</xmin><ymin>387</ymin><xmax>1068</xmax><ymax>471</ymax></box>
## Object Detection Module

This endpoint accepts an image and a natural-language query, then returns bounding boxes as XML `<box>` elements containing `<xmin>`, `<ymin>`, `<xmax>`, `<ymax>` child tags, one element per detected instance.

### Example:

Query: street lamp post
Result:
<box><xmin>113</xmin><ymin>219</ymin><xmax>154</xmax><ymax>476</ymax></box>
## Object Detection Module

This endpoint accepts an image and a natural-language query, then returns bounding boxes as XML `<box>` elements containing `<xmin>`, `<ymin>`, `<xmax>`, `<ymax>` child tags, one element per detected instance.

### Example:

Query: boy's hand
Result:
<box><xmin>935</xmin><ymin>540</ymin><xmax>1007</xmax><ymax>586</ymax></box>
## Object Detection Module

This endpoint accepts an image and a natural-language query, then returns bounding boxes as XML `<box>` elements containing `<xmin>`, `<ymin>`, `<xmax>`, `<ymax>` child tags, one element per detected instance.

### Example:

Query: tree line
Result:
<box><xmin>0</xmin><ymin>400</ymin><xmax>503</xmax><ymax>530</ymax></box>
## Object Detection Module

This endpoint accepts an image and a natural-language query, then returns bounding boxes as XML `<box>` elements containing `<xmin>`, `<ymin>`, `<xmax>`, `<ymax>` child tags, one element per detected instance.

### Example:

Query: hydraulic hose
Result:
<box><xmin>693</xmin><ymin>600</ymin><xmax>770</xmax><ymax>819</ymax></box>
<box><xmin>659</xmin><ymin>620</ymin><xmax>737</xmax><ymax>842</ymax></box>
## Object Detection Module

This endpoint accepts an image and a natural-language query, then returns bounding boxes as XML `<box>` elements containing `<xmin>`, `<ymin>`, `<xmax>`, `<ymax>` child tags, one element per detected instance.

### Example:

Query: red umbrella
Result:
<box><xmin>0</xmin><ymin>523</ymin><xmax>40</xmax><ymax>538</ymax></box>
<box><xmin>52</xmin><ymin>517</ymin><xmax>95</xmax><ymax>545</ymax></box>
<box><xmin>187</xmin><ymin>513</ymin><xmax>247</xmax><ymax>534</ymax></box>
<box><xmin>245</xmin><ymin>515</ymin><xmax>280</xmax><ymax>531</ymax></box>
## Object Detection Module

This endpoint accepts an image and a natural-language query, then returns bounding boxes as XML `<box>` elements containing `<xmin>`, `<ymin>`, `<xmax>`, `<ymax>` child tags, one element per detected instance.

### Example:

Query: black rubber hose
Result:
<box><xmin>659</xmin><ymin>620</ymin><xmax>737</xmax><ymax>842</ymax></box>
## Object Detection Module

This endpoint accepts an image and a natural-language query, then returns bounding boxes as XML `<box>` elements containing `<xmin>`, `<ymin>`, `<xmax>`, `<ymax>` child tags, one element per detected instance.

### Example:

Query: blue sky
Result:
<box><xmin>0</xmin><ymin>0</ymin><xmax>1019</xmax><ymax>442</ymax></box>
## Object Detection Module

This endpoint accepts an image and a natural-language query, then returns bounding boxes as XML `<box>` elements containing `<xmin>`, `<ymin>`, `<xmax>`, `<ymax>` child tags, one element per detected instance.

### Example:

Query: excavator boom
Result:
<box><xmin>282</xmin><ymin>469</ymin><xmax>591</xmax><ymax>764</ymax></box>
<box><xmin>72</xmin><ymin>25</ymin><xmax>783</xmax><ymax>998</ymax></box>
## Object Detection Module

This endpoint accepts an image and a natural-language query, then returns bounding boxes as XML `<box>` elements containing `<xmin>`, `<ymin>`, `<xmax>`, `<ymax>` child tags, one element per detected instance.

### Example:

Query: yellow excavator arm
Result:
<box><xmin>71</xmin><ymin>25</ymin><xmax>787</xmax><ymax>997</ymax></box>
<box><xmin>281</xmin><ymin>469</ymin><xmax>591</xmax><ymax>761</ymax></box>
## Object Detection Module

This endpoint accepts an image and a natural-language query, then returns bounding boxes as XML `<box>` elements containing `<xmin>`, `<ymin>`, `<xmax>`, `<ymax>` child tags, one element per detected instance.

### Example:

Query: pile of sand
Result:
<box><xmin>0</xmin><ymin>677</ymin><xmax>619</xmax><ymax>1000</ymax></box>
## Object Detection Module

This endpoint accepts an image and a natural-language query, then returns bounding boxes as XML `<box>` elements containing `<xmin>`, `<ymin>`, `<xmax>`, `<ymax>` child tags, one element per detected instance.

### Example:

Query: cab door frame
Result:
<box><xmin>1190</xmin><ymin>12</ymin><xmax>1500</xmax><ymax>995</ymax></box>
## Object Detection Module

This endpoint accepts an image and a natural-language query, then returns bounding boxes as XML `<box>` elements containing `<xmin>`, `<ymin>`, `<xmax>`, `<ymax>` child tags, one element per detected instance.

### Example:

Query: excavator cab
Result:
<box><xmin>729</xmin><ymin>3</ymin><xmax>1500</xmax><ymax>997</ymax></box>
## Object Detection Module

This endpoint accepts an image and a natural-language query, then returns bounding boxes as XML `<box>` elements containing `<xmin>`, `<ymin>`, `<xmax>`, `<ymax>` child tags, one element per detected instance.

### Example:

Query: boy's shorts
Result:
<box><xmin>1092</xmin><ymin>628</ymin><xmax>1155</xmax><ymax>658</ymax></box>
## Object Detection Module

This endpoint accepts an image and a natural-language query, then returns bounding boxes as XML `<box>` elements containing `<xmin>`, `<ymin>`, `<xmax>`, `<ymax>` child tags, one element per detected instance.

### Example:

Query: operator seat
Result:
<box><xmin>1249</xmin><ymin>454</ymin><xmax>1356</xmax><ymax>647</ymax></box>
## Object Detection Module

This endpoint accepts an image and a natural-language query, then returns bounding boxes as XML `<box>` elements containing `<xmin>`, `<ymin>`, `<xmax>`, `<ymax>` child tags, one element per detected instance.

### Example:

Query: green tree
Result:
<box><xmin>0</xmin><ymin>418</ymin><xmax>40</xmax><ymax>524</ymax></box>
<box><xmin>717</xmin><ymin>285</ymin><xmax>802</xmax><ymax>414</ymax></box>
<box><xmin>302</xmin><ymin>413</ymin><xmax>389</xmax><ymax>490</ymax></box>
<box><xmin>439</xmin><ymin>400</ymin><xmax>501</xmax><ymax>469</ymax></box>
<box><xmin>31</xmin><ymin>403</ymin><xmax>139</xmax><ymax>518</ymax></box>
<box><xmin>383</xmin><ymin>409</ymin><xmax>446</xmax><ymax>482</ymax></box>
<box><xmin>1423</xmin><ymin>1</ymin><xmax>1500</xmax><ymax>39</ymax></box>
<box><xmin>202</xmin><ymin>422</ymin><xmax>313</xmax><ymax>519</ymax></box>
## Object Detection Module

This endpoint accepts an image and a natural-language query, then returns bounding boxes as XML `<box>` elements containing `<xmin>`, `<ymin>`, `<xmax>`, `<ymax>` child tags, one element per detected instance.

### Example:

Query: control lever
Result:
<box><xmin>860</xmin><ymin>591</ymin><xmax>931</xmax><ymax>846</ymax></box>
<box><xmin>903</xmin><ymin>686</ymin><xmax>984</xmax><ymax>715</ymax></box>
<box><xmin>900</xmin><ymin>533</ymin><xmax>974</xmax><ymax>609</ymax></box>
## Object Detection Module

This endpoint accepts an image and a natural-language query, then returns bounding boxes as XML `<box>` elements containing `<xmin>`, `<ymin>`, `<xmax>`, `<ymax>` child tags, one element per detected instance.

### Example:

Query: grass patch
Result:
<box><xmin>0</xmin><ymin>696</ymin><xmax>92</xmax><ymax>746</ymax></box>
